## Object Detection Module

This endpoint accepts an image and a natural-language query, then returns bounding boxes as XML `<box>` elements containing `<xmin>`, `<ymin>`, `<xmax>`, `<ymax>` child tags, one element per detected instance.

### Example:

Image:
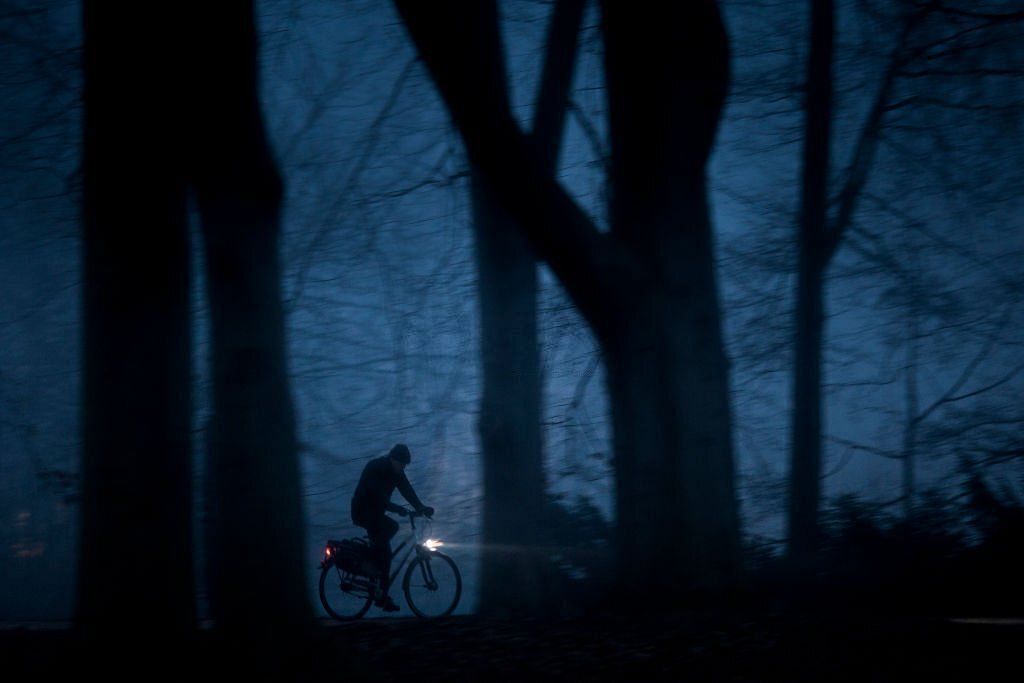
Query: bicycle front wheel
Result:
<box><xmin>403</xmin><ymin>551</ymin><xmax>461</xmax><ymax>618</ymax></box>
<box><xmin>319</xmin><ymin>564</ymin><xmax>374</xmax><ymax>621</ymax></box>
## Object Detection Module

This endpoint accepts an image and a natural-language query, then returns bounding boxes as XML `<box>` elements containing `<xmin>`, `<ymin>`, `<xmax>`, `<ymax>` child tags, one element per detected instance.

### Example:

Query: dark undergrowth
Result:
<box><xmin>5</xmin><ymin>478</ymin><xmax>1020</xmax><ymax>680</ymax></box>
<box><xmin>745</xmin><ymin>475</ymin><xmax>1024</xmax><ymax>618</ymax></box>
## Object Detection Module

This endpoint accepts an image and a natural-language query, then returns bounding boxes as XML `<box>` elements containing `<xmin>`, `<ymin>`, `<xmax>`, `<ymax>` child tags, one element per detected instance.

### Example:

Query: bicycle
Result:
<box><xmin>319</xmin><ymin>509</ymin><xmax>462</xmax><ymax>620</ymax></box>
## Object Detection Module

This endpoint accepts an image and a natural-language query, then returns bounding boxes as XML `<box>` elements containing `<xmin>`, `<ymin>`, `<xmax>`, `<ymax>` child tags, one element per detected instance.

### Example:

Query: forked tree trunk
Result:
<box><xmin>77</xmin><ymin>1</ymin><xmax>195</xmax><ymax>634</ymax></box>
<box><xmin>475</xmin><ymin>0</ymin><xmax>585</xmax><ymax>617</ymax></box>
<box><xmin>192</xmin><ymin>3</ymin><xmax>312</xmax><ymax>635</ymax></box>
<box><xmin>395</xmin><ymin>0</ymin><xmax>741</xmax><ymax>598</ymax></box>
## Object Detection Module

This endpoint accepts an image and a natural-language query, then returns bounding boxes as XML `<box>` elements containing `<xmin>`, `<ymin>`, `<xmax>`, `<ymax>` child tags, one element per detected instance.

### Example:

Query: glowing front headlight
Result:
<box><xmin>423</xmin><ymin>539</ymin><xmax>444</xmax><ymax>551</ymax></box>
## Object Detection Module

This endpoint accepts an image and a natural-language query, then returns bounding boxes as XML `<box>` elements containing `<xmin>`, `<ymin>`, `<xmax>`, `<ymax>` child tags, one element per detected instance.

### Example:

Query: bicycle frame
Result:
<box><xmin>382</xmin><ymin>512</ymin><xmax>434</xmax><ymax>588</ymax></box>
<box><xmin>385</xmin><ymin>536</ymin><xmax>416</xmax><ymax>588</ymax></box>
<box><xmin>320</xmin><ymin>510</ymin><xmax>458</xmax><ymax>619</ymax></box>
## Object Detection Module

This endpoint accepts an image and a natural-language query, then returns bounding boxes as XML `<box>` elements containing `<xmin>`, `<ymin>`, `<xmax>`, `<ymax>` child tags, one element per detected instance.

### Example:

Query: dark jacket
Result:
<box><xmin>351</xmin><ymin>456</ymin><xmax>425</xmax><ymax>524</ymax></box>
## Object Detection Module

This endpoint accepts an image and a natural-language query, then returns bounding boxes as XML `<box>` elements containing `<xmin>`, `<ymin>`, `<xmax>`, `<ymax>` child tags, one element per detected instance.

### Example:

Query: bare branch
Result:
<box><xmin>898</xmin><ymin>67</ymin><xmax>1024</xmax><ymax>78</ymax></box>
<box><xmin>824</xmin><ymin>6</ymin><xmax>926</xmax><ymax>261</ymax></box>
<box><xmin>287</xmin><ymin>57</ymin><xmax>419</xmax><ymax>312</ymax></box>
<box><xmin>827</xmin><ymin>435</ymin><xmax>903</xmax><ymax>460</ymax></box>
<box><xmin>926</xmin><ymin>361</ymin><xmax>1024</xmax><ymax>410</ymax></box>
<box><xmin>931</xmin><ymin>6</ymin><xmax>1024</xmax><ymax>22</ymax></box>
<box><xmin>914</xmin><ymin>305</ymin><xmax>1016</xmax><ymax>424</ymax></box>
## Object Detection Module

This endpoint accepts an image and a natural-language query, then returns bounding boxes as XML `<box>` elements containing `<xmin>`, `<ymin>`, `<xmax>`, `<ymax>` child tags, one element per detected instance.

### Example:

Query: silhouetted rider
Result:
<box><xmin>351</xmin><ymin>443</ymin><xmax>434</xmax><ymax>612</ymax></box>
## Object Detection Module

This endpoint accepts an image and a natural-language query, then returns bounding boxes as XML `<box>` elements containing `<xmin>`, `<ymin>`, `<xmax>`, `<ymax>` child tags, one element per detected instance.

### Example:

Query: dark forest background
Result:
<box><xmin>1</xmin><ymin>0</ymin><xmax>1022</xmax><ymax>642</ymax></box>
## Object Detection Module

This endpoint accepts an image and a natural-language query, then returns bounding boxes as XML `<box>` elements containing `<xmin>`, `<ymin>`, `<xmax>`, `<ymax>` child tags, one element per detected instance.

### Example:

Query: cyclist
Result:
<box><xmin>351</xmin><ymin>443</ymin><xmax>434</xmax><ymax>612</ymax></box>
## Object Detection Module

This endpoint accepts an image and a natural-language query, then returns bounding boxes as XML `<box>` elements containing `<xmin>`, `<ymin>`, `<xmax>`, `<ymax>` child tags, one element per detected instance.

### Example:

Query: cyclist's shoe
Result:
<box><xmin>376</xmin><ymin>595</ymin><xmax>400</xmax><ymax>612</ymax></box>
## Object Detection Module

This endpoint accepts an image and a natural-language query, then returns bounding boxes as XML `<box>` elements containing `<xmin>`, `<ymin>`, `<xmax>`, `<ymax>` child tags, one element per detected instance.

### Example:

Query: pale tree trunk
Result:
<box><xmin>902</xmin><ymin>307</ymin><xmax>919</xmax><ymax>521</ymax></box>
<box><xmin>787</xmin><ymin>0</ymin><xmax>834</xmax><ymax>560</ymax></box>
<box><xmin>473</xmin><ymin>176</ymin><xmax>549</xmax><ymax>614</ymax></box>
<box><xmin>396</xmin><ymin>0</ymin><xmax>741</xmax><ymax>597</ymax></box>
<box><xmin>191</xmin><ymin>3</ymin><xmax>312</xmax><ymax>636</ymax></box>
<box><xmin>900</xmin><ymin>245</ymin><xmax>921</xmax><ymax>521</ymax></box>
<box><xmin>788</xmin><ymin>254</ymin><xmax>826</xmax><ymax>558</ymax></box>
<box><xmin>77</xmin><ymin>1</ymin><xmax>195</xmax><ymax>634</ymax></box>
<box><xmin>475</xmin><ymin>0</ymin><xmax>584</xmax><ymax>617</ymax></box>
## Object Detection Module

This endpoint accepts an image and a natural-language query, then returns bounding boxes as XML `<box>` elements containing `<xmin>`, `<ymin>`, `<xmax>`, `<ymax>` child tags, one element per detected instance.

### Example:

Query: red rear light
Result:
<box><xmin>326</xmin><ymin>547</ymin><xmax>332</xmax><ymax>556</ymax></box>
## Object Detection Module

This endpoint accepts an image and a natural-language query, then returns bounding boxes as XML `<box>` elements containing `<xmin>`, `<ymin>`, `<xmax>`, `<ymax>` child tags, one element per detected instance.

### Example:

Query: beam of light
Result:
<box><xmin>948</xmin><ymin>618</ymin><xmax>1024</xmax><ymax>626</ymax></box>
<box><xmin>441</xmin><ymin>542</ymin><xmax>608</xmax><ymax>560</ymax></box>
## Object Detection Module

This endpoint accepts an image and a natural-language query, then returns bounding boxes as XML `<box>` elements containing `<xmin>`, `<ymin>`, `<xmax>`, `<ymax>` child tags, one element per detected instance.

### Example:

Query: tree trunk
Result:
<box><xmin>395</xmin><ymin>0</ymin><xmax>741</xmax><ymax>598</ymax></box>
<box><xmin>788</xmin><ymin>259</ymin><xmax>825</xmax><ymax>557</ymax></box>
<box><xmin>787</xmin><ymin>0</ymin><xmax>834</xmax><ymax>560</ymax></box>
<box><xmin>603</xmin><ymin>197</ymin><xmax>739</xmax><ymax>595</ymax></box>
<box><xmin>474</xmin><ymin>0</ymin><xmax>585</xmax><ymax>617</ymax></box>
<box><xmin>473</xmin><ymin>177</ymin><xmax>550</xmax><ymax>615</ymax></box>
<box><xmin>902</xmin><ymin>313</ymin><xmax>919</xmax><ymax>521</ymax></box>
<box><xmin>600</xmin><ymin>2</ymin><xmax>740</xmax><ymax>593</ymax></box>
<box><xmin>192</xmin><ymin>3</ymin><xmax>312</xmax><ymax>635</ymax></box>
<box><xmin>77</xmin><ymin>2</ymin><xmax>195</xmax><ymax>634</ymax></box>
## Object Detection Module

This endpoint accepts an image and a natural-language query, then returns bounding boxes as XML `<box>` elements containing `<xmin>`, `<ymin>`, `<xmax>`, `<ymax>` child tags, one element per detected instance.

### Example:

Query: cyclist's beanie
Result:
<box><xmin>389</xmin><ymin>443</ymin><xmax>412</xmax><ymax>464</ymax></box>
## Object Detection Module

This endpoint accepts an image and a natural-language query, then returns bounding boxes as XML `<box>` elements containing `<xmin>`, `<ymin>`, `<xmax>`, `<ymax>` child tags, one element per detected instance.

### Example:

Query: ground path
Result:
<box><xmin>4</xmin><ymin>611</ymin><xmax>1020</xmax><ymax>680</ymax></box>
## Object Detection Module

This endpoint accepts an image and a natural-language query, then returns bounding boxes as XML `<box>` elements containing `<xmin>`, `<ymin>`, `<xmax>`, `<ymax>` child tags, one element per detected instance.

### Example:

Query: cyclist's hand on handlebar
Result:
<box><xmin>420</xmin><ymin>506</ymin><xmax>435</xmax><ymax>519</ymax></box>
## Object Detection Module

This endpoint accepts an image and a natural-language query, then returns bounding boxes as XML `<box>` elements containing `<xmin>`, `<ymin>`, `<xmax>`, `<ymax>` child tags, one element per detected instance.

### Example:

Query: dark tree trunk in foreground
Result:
<box><xmin>787</xmin><ymin>0</ymin><xmax>834</xmax><ymax>560</ymax></box>
<box><xmin>396</xmin><ymin>0</ymin><xmax>740</xmax><ymax>597</ymax></box>
<box><xmin>192</xmin><ymin>3</ymin><xmax>311</xmax><ymax>635</ymax></box>
<box><xmin>475</xmin><ymin>0</ymin><xmax>585</xmax><ymax>617</ymax></box>
<box><xmin>77</xmin><ymin>2</ymin><xmax>195</xmax><ymax>633</ymax></box>
<box><xmin>79</xmin><ymin>1</ymin><xmax>311</xmax><ymax>638</ymax></box>
<box><xmin>601</xmin><ymin>1</ymin><xmax>739</xmax><ymax>592</ymax></box>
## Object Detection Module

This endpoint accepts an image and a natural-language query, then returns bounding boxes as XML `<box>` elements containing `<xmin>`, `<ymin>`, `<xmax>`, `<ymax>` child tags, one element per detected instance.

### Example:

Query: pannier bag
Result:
<box><xmin>328</xmin><ymin>538</ymin><xmax>377</xmax><ymax>576</ymax></box>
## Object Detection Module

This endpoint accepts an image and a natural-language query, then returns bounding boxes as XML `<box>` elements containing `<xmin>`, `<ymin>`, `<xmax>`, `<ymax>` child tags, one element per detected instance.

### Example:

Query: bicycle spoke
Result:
<box><xmin>403</xmin><ymin>553</ymin><xmax>461</xmax><ymax>618</ymax></box>
<box><xmin>319</xmin><ymin>564</ymin><xmax>373</xmax><ymax>620</ymax></box>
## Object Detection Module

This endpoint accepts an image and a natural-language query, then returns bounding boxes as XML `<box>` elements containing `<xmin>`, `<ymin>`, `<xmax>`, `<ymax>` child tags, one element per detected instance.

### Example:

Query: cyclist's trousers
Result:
<box><xmin>354</xmin><ymin>514</ymin><xmax>398</xmax><ymax>587</ymax></box>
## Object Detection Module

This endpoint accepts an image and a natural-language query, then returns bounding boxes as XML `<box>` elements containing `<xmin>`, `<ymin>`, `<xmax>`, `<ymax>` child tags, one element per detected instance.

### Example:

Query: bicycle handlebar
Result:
<box><xmin>402</xmin><ymin>508</ymin><xmax>433</xmax><ymax>529</ymax></box>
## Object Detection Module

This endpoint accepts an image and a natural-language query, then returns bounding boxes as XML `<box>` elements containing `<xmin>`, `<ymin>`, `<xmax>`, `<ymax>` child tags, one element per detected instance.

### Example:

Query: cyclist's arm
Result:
<box><xmin>396</xmin><ymin>472</ymin><xmax>426</xmax><ymax>512</ymax></box>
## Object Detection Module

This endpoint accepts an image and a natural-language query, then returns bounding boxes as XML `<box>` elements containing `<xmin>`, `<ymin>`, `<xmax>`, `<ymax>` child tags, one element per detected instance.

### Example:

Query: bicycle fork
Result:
<box><xmin>414</xmin><ymin>548</ymin><xmax>439</xmax><ymax>590</ymax></box>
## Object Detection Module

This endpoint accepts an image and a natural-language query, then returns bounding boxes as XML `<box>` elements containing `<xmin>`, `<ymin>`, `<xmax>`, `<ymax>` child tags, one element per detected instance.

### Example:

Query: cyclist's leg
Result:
<box><xmin>366</xmin><ymin>515</ymin><xmax>399</xmax><ymax>590</ymax></box>
<box><xmin>352</xmin><ymin>515</ymin><xmax>379</xmax><ymax>583</ymax></box>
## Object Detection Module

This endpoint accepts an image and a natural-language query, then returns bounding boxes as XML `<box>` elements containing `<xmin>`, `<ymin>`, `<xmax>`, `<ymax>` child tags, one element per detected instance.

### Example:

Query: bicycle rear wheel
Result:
<box><xmin>402</xmin><ymin>551</ymin><xmax>461</xmax><ymax>618</ymax></box>
<box><xmin>319</xmin><ymin>563</ymin><xmax>374</xmax><ymax>621</ymax></box>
